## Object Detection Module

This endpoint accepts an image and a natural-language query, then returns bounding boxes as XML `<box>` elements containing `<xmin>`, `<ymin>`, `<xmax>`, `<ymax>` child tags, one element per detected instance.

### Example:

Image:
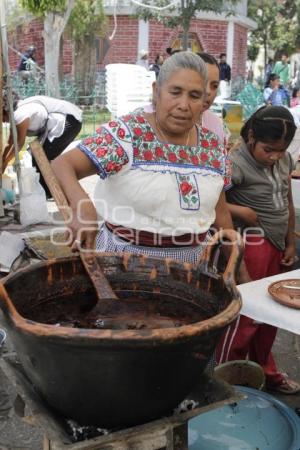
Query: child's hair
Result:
<box><xmin>197</xmin><ymin>52</ymin><xmax>220</xmax><ymax>75</ymax></box>
<box><xmin>292</xmin><ymin>87</ymin><xmax>300</xmax><ymax>98</ymax></box>
<box><xmin>265</xmin><ymin>73</ymin><xmax>280</xmax><ymax>88</ymax></box>
<box><xmin>241</xmin><ymin>105</ymin><xmax>296</xmax><ymax>147</ymax></box>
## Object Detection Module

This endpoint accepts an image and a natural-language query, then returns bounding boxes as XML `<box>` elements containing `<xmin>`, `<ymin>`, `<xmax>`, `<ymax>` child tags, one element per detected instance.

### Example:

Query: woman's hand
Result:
<box><xmin>281</xmin><ymin>243</ymin><xmax>297</xmax><ymax>267</ymax></box>
<box><xmin>236</xmin><ymin>259</ymin><xmax>252</xmax><ymax>284</ymax></box>
<box><xmin>68</xmin><ymin>198</ymin><xmax>99</xmax><ymax>252</ymax></box>
<box><xmin>2</xmin><ymin>120</ymin><xmax>29</xmax><ymax>173</ymax></box>
<box><xmin>51</xmin><ymin>148</ymin><xmax>99</xmax><ymax>252</ymax></box>
<box><xmin>2</xmin><ymin>147</ymin><xmax>13</xmax><ymax>172</ymax></box>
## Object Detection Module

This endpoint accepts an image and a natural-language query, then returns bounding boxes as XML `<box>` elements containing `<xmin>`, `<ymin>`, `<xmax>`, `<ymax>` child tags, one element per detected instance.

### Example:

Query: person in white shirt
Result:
<box><xmin>2</xmin><ymin>93</ymin><xmax>82</xmax><ymax>197</ymax></box>
<box><xmin>136</xmin><ymin>50</ymin><xmax>149</xmax><ymax>70</ymax></box>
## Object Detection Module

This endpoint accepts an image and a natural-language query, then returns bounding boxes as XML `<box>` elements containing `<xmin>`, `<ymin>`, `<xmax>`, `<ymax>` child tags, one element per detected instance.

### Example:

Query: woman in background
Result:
<box><xmin>198</xmin><ymin>52</ymin><xmax>230</xmax><ymax>147</ymax></box>
<box><xmin>2</xmin><ymin>92</ymin><xmax>82</xmax><ymax>198</ymax></box>
<box><xmin>150</xmin><ymin>54</ymin><xmax>164</xmax><ymax>78</ymax></box>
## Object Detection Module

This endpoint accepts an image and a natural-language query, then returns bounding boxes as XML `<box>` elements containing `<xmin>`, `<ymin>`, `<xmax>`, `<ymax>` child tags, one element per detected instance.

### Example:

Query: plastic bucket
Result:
<box><xmin>214</xmin><ymin>360</ymin><xmax>265</xmax><ymax>390</ymax></box>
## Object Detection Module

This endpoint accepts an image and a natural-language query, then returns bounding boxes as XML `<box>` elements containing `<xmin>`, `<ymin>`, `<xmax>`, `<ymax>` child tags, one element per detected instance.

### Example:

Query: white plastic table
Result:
<box><xmin>238</xmin><ymin>269</ymin><xmax>300</xmax><ymax>334</ymax></box>
<box><xmin>292</xmin><ymin>178</ymin><xmax>300</xmax><ymax>209</ymax></box>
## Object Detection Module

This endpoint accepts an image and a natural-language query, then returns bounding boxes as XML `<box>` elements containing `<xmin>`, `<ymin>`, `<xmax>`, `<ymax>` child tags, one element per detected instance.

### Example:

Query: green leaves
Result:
<box><xmin>68</xmin><ymin>0</ymin><xmax>106</xmax><ymax>40</ymax></box>
<box><xmin>136</xmin><ymin>0</ymin><xmax>238</xmax><ymax>50</ymax></box>
<box><xmin>20</xmin><ymin>0</ymin><xmax>67</xmax><ymax>16</ymax></box>
<box><xmin>20</xmin><ymin>0</ymin><xmax>106</xmax><ymax>39</ymax></box>
<box><xmin>248</xmin><ymin>0</ymin><xmax>300</xmax><ymax>58</ymax></box>
<box><xmin>136</xmin><ymin>0</ymin><xmax>238</xmax><ymax>29</ymax></box>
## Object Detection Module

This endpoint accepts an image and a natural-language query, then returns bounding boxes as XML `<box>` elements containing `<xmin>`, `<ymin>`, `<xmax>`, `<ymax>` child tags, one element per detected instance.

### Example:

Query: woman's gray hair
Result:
<box><xmin>157</xmin><ymin>51</ymin><xmax>207</xmax><ymax>87</ymax></box>
<box><xmin>2</xmin><ymin>88</ymin><xmax>19</xmax><ymax>112</ymax></box>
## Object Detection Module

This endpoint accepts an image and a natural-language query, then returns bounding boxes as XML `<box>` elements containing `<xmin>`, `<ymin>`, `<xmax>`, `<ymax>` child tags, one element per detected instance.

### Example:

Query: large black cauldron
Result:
<box><xmin>0</xmin><ymin>231</ymin><xmax>242</xmax><ymax>428</ymax></box>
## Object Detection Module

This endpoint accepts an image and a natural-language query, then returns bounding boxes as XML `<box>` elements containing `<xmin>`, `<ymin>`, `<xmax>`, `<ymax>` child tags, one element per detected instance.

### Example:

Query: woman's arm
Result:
<box><xmin>213</xmin><ymin>192</ymin><xmax>251</xmax><ymax>283</ymax></box>
<box><xmin>2</xmin><ymin>119</ymin><xmax>29</xmax><ymax>170</ymax></box>
<box><xmin>263</xmin><ymin>87</ymin><xmax>275</xmax><ymax>105</ymax></box>
<box><xmin>227</xmin><ymin>202</ymin><xmax>258</xmax><ymax>226</ymax></box>
<box><xmin>213</xmin><ymin>191</ymin><xmax>234</xmax><ymax>230</ymax></box>
<box><xmin>51</xmin><ymin>149</ymin><xmax>99</xmax><ymax>250</ymax></box>
<box><xmin>281</xmin><ymin>177</ymin><xmax>296</xmax><ymax>266</ymax></box>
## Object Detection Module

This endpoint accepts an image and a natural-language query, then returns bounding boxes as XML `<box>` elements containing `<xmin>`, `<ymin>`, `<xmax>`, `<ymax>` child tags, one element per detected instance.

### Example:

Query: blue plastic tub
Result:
<box><xmin>189</xmin><ymin>386</ymin><xmax>300</xmax><ymax>450</ymax></box>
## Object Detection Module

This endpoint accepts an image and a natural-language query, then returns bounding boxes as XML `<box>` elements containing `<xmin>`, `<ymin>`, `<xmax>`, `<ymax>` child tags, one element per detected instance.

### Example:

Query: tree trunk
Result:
<box><xmin>181</xmin><ymin>0</ymin><xmax>189</xmax><ymax>51</ymax></box>
<box><xmin>43</xmin><ymin>0</ymin><xmax>75</xmax><ymax>98</ymax></box>
<box><xmin>264</xmin><ymin>36</ymin><xmax>267</xmax><ymax>77</ymax></box>
<box><xmin>74</xmin><ymin>36</ymin><xmax>97</xmax><ymax>100</ymax></box>
<box><xmin>182</xmin><ymin>23</ymin><xmax>189</xmax><ymax>51</ymax></box>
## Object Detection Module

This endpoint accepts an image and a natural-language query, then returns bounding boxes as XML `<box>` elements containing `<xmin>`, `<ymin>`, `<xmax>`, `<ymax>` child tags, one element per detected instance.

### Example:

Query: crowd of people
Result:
<box><xmin>263</xmin><ymin>52</ymin><xmax>300</xmax><ymax>107</ymax></box>
<box><xmin>2</xmin><ymin>46</ymin><xmax>300</xmax><ymax>397</ymax></box>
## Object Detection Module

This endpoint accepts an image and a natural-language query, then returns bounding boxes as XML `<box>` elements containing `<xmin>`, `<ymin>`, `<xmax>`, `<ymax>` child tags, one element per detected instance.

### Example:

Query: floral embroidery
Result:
<box><xmin>223</xmin><ymin>157</ymin><xmax>232</xmax><ymax>190</ymax></box>
<box><xmin>79</xmin><ymin>112</ymin><xmax>231</xmax><ymax>196</ymax></box>
<box><xmin>126</xmin><ymin>115</ymin><xmax>226</xmax><ymax>175</ymax></box>
<box><xmin>176</xmin><ymin>174</ymin><xmax>200</xmax><ymax>210</ymax></box>
<box><xmin>80</xmin><ymin>127</ymin><xmax>129</xmax><ymax>179</ymax></box>
<box><xmin>133</xmin><ymin>127</ymin><xmax>143</xmax><ymax>137</ymax></box>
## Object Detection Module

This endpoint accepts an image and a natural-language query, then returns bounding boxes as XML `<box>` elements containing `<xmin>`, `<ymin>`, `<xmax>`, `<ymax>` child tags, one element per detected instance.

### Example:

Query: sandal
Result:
<box><xmin>267</xmin><ymin>375</ymin><xmax>300</xmax><ymax>395</ymax></box>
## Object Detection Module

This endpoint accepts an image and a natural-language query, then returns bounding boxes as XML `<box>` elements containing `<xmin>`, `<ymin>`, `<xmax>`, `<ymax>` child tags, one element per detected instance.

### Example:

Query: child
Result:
<box><xmin>197</xmin><ymin>52</ymin><xmax>230</xmax><ymax>147</ymax></box>
<box><xmin>290</xmin><ymin>87</ymin><xmax>300</xmax><ymax>107</ymax></box>
<box><xmin>264</xmin><ymin>73</ymin><xmax>289</xmax><ymax>106</ymax></box>
<box><xmin>216</xmin><ymin>105</ymin><xmax>300</xmax><ymax>394</ymax></box>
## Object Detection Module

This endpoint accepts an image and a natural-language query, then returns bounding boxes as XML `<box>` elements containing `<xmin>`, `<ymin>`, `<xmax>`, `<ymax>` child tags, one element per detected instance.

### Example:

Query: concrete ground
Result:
<box><xmin>0</xmin><ymin>180</ymin><xmax>299</xmax><ymax>449</ymax></box>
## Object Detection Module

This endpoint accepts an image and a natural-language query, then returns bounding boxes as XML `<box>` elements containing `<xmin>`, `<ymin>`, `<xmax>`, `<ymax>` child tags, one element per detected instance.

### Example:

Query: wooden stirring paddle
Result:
<box><xmin>29</xmin><ymin>140</ymin><xmax>118</xmax><ymax>303</ymax></box>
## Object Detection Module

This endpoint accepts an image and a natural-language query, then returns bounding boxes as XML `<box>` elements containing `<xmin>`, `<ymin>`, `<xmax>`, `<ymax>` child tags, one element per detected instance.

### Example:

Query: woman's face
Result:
<box><xmin>250</xmin><ymin>139</ymin><xmax>288</xmax><ymax>166</ymax></box>
<box><xmin>203</xmin><ymin>63</ymin><xmax>220</xmax><ymax>111</ymax></box>
<box><xmin>154</xmin><ymin>68</ymin><xmax>205</xmax><ymax>135</ymax></box>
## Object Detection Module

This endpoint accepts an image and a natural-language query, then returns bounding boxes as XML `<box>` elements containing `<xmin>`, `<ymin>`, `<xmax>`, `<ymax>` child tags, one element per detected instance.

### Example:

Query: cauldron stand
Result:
<box><xmin>0</xmin><ymin>353</ymin><xmax>243</xmax><ymax>450</ymax></box>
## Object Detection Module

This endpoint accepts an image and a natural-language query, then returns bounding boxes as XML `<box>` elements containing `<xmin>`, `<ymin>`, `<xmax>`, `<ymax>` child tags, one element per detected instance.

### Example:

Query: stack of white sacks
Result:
<box><xmin>106</xmin><ymin>64</ymin><xmax>155</xmax><ymax>117</ymax></box>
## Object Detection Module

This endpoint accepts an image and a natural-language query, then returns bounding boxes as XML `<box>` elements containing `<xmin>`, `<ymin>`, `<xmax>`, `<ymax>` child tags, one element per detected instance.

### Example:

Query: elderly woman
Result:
<box><xmin>52</xmin><ymin>52</ymin><xmax>236</xmax><ymax>264</ymax></box>
<box><xmin>2</xmin><ymin>92</ymin><xmax>82</xmax><ymax>197</ymax></box>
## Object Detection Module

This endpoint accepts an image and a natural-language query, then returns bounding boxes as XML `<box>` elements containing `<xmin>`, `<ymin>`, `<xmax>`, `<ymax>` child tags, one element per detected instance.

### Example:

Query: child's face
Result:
<box><xmin>250</xmin><ymin>140</ymin><xmax>288</xmax><ymax>166</ymax></box>
<box><xmin>270</xmin><ymin>78</ymin><xmax>280</xmax><ymax>89</ymax></box>
<box><xmin>296</xmin><ymin>90</ymin><xmax>300</xmax><ymax>98</ymax></box>
<box><xmin>203</xmin><ymin>64</ymin><xmax>220</xmax><ymax>111</ymax></box>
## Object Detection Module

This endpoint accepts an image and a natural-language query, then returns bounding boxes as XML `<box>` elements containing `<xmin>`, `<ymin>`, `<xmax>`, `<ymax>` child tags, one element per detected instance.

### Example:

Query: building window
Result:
<box><xmin>171</xmin><ymin>32</ymin><xmax>202</xmax><ymax>53</ymax></box>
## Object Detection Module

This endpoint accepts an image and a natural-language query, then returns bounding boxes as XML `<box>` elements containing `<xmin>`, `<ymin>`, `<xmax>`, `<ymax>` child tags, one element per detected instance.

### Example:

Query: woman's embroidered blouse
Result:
<box><xmin>78</xmin><ymin>112</ymin><xmax>231</xmax><ymax>236</ymax></box>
